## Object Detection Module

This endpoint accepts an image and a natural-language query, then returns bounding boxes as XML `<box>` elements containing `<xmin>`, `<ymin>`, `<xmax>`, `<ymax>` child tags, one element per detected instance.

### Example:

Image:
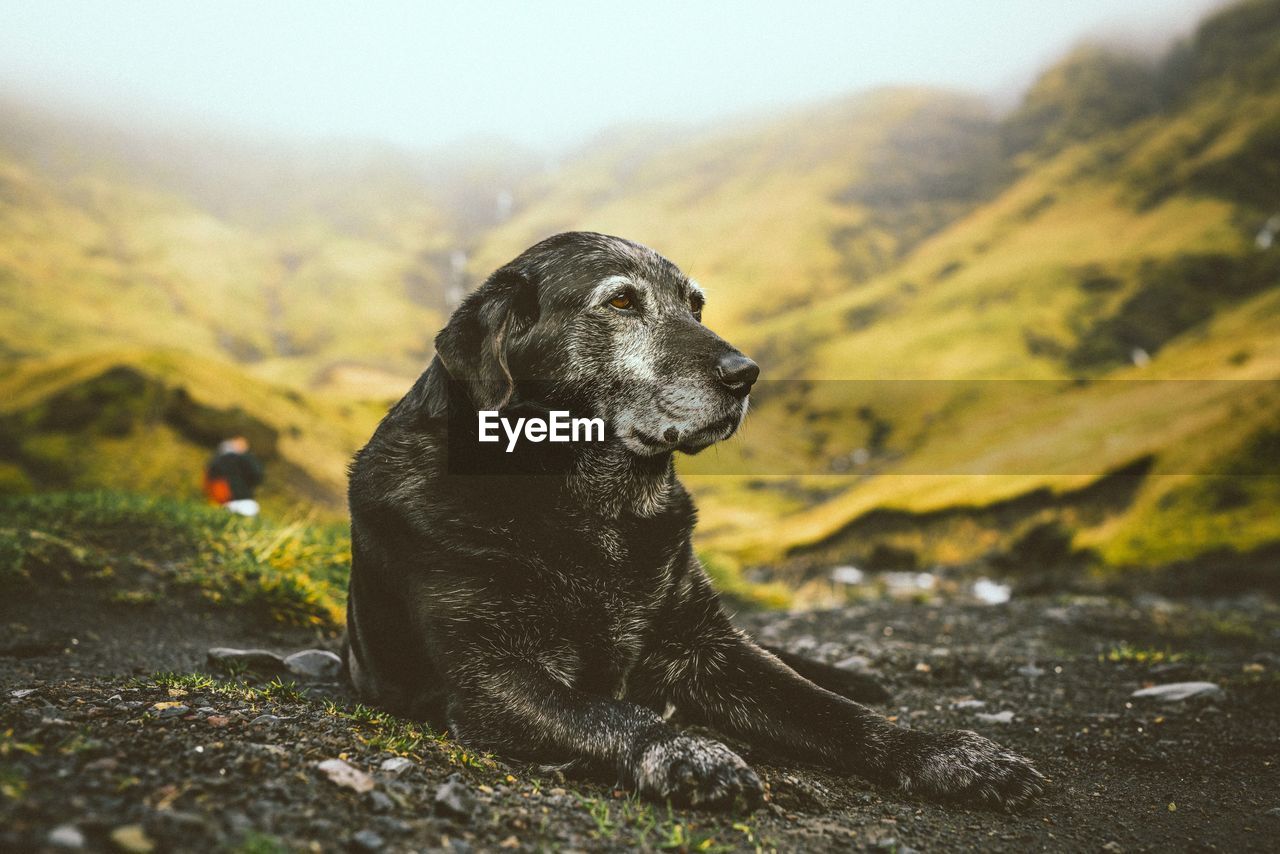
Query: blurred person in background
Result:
<box><xmin>203</xmin><ymin>435</ymin><xmax>264</xmax><ymax>517</ymax></box>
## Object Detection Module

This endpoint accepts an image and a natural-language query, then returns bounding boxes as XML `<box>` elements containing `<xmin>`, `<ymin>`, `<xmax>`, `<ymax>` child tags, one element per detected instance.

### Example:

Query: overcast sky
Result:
<box><xmin>0</xmin><ymin>0</ymin><xmax>1227</xmax><ymax>152</ymax></box>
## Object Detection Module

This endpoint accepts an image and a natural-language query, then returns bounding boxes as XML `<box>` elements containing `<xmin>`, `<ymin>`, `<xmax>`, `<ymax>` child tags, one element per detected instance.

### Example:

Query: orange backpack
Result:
<box><xmin>203</xmin><ymin>473</ymin><xmax>232</xmax><ymax>504</ymax></box>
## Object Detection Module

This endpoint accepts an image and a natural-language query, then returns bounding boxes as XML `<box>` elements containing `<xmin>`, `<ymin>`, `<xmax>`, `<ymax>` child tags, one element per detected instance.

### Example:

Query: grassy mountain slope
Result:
<box><xmin>1</xmin><ymin>1</ymin><xmax>1277</xmax><ymax>588</ymax></box>
<box><xmin>0</xmin><ymin>96</ymin><xmax>555</xmax><ymax>393</ymax></box>
<box><xmin>467</xmin><ymin>87</ymin><xmax>1007</xmax><ymax>344</ymax></box>
<box><xmin>680</xmin><ymin>0</ymin><xmax>1280</xmax><ymax>578</ymax></box>
<box><xmin>0</xmin><ymin>349</ymin><xmax>384</xmax><ymax>514</ymax></box>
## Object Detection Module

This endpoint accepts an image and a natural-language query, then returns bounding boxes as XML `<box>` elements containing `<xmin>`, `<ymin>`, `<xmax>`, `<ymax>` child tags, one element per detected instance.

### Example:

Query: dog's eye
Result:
<box><xmin>609</xmin><ymin>294</ymin><xmax>634</xmax><ymax>310</ymax></box>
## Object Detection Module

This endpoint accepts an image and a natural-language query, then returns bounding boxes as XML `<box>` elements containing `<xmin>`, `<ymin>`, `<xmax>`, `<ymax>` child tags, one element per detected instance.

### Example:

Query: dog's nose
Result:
<box><xmin>717</xmin><ymin>352</ymin><xmax>759</xmax><ymax>397</ymax></box>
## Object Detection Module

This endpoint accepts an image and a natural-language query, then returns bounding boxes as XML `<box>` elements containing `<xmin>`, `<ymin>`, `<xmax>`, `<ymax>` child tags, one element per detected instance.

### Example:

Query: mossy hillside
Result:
<box><xmin>0</xmin><ymin>349</ymin><xmax>386</xmax><ymax>514</ymax></box>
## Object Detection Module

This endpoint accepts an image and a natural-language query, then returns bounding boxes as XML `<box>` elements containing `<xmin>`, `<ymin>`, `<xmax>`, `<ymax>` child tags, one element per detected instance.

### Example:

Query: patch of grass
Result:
<box><xmin>0</xmin><ymin>765</ymin><xmax>28</xmax><ymax>800</ymax></box>
<box><xmin>148</xmin><ymin>672</ymin><xmax>305</xmax><ymax>705</ymax></box>
<box><xmin>699</xmin><ymin>552</ymin><xmax>792</xmax><ymax>611</ymax></box>
<box><xmin>1099</xmin><ymin>642</ymin><xmax>1186</xmax><ymax>665</ymax></box>
<box><xmin>323</xmin><ymin>701</ymin><xmax>461</xmax><ymax>762</ymax></box>
<box><xmin>577</xmin><ymin>795</ymin><xmax>771</xmax><ymax>852</ymax></box>
<box><xmin>0</xmin><ymin>491</ymin><xmax>350</xmax><ymax>627</ymax></box>
<box><xmin>234</xmin><ymin>833</ymin><xmax>288</xmax><ymax>854</ymax></box>
<box><xmin>0</xmin><ymin>730</ymin><xmax>42</xmax><ymax>758</ymax></box>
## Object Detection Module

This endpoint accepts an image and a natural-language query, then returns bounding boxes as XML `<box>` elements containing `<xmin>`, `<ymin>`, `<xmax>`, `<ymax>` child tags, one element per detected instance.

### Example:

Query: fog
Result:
<box><xmin>0</xmin><ymin>0</ymin><xmax>1226</xmax><ymax>153</ymax></box>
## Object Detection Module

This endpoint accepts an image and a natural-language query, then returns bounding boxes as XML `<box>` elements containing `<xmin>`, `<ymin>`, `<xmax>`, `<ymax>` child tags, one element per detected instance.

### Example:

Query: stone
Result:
<box><xmin>109</xmin><ymin>824</ymin><xmax>155</xmax><ymax>853</ymax></box>
<box><xmin>435</xmin><ymin>773</ymin><xmax>478</xmax><ymax>821</ymax></box>
<box><xmin>830</xmin><ymin>566</ymin><xmax>865</xmax><ymax>585</ymax></box>
<box><xmin>367</xmin><ymin>790</ymin><xmax>396</xmax><ymax>813</ymax></box>
<box><xmin>318</xmin><ymin>758</ymin><xmax>376</xmax><ymax>793</ymax></box>
<box><xmin>379</xmin><ymin>756</ymin><xmax>415</xmax><ymax>775</ymax></box>
<box><xmin>47</xmin><ymin>825</ymin><xmax>85</xmax><ymax>849</ymax></box>
<box><xmin>974</xmin><ymin>710</ymin><xmax>1015</xmax><ymax>724</ymax></box>
<box><xmin>206</xmin><ymin>647</ymin><xmax>286</xmax><ymax>673</ymax></box>
<box><xmin>834</xmin><ymin>655</ymin><xmax>873</xmax><ymax>672</ymax></box>
<box><xmin>1130</xmin><ymin>682</ymin><xmax>1223</xmax><ymax>703</ymax></box>
<box><xmin>283</xmin><ymin>649</ymin><xmax>343</xmax><ymax>680</ymax></box>
<box><xmin>952</xmin><ymin>699</ymin><xmax>986</xmax><ymax>710</ymax></box>
<box><xmin>349</xmin><ymin>829</ymin><xmax>385</xmax><ymax>852</ymax></box>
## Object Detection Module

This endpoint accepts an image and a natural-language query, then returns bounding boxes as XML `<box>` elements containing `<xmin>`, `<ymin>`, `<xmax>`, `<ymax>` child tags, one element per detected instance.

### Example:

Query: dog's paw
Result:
<box><xmin>892</xmin><ymin>729</ymin><xmax>1045</xmax><ymax>809</ymax></box>
<box><xmin>629</xmin><ymin>735</ymin><xmax>764</xmax><ymax>810</ymax></box>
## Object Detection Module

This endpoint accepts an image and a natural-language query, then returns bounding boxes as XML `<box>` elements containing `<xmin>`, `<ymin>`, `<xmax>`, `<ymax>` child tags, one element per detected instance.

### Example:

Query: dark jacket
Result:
<box><xmin>205</xmin><ymin>451</ymin><xmax>264</xmax><ymax>501</ymax></box>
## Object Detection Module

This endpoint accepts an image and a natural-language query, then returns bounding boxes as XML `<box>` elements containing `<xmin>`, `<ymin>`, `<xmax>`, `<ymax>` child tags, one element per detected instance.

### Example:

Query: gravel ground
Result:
<box><xmin>3</xmin><ymin>580</ymin><xmax>1279</xmax><ymax>852</ymax></box>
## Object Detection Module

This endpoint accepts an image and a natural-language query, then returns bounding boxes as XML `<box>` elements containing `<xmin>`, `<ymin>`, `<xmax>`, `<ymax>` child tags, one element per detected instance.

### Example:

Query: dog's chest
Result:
<box><xmin>551</xmin><ymin>517</ymin><xmax>682</xmax><ymax>696</ymax></box>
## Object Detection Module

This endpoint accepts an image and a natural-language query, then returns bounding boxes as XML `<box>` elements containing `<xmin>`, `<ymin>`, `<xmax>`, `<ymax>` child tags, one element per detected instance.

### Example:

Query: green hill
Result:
<box><xmin>0</xmin><ymin>350</ymin><xmax>383</xmax><ymax>514</ymax></box>
<box><xmin>678</xmin><ymin>0</ymin><xmax>1280</xmax><ymax>583</ymax></box>
<box><xmin>0</xmin><ymin>95</ymin><xmax>547</xmax><ymax>394</ymax></box>
<box><xmin>2</xmin><ymin>0</ymin><xmax>1278</xmax><ymax>591</ymax></box>
<box><xmin>468</xmin><ymin>86</ymin><xmax>1007</xmax><ymax>345</ymax></box>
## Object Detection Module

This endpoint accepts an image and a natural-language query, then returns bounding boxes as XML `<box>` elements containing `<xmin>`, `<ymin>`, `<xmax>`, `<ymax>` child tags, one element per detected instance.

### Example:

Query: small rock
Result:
<box><xmin>1017</xmin><ymin>663</ymin><xmax>1045</xmax><ymax>678</ymax></box>
<box><xmin>284</xmin><ymin>649</ymin><xmax>343</xmax><ymax>680</ymax></box>
<box><xmin>109</xmin><ymin>824</ymin><xmax>154</xmax><ymax>853</ymax></box>
<box><xmin>952</xmin><ymin>699</ymin><xmax>986</xmax><ymax>710</ymax></box>
<box><xmin>1131</xmin><ymin>682</ymin><xmax>1223</xmax><ymax>703</ymax></box>
<box><xmin>1100</xmin><ymin>842</ymin><xmax>1124</xmax><ymax>853</ymax></box>
<box><xmin>367</xmin><ymin>790</ymin><xmax>396</xmax><ymax>813</ymax></box>
<box><xmin>975</xmin><ymin>710</ymin><xmax>1015</xmax><ymax>724</ymax></box>
<box><xmin>250</xmin><ymin>714</ymin><xmax>287</xmax><ymax>726</ymax></box>
<box><xmin>10</xmin><ymin>688</ymin><xmax>38</xmax><ymax>699</ymax></box>
<box><xmin>830</xmin><ymin>565</ymin><xmax>865</xmax><ymax>585</ymax></box>
<box><xmin>156</xmin><ymin>704</ymin><xmax>190</xmax><ymax>719</ymax></box>
<box><xmin>498</xmin><ymin>836</ymin><xmax>520</xmax><ymax>849</ymax></box>
<box><xmin>47</xmin><ymin>825</ymin><xmax>85</xmax><ymax>849</ymax></box>
<box><xmin>251</xmin><ymin>743</ymin><xmax>288</xmax><ymax>756</ymax></box>
<box><xmin>206</xmin><ymin>647</ymin><xmax>286</xmax><ymax>673</ymax></box>
<box><xmin>379</xmin><ymin>756</ymin><xmax>415</xmax><ymax>775</ymax></box>
<box><xmin>349</xmin><ymin>829</ymin><xmax>385</xmax><ymax>852</ymax></box>
<box><xmin>834</xmin><ymin>655</ymin><xmax>873</xmax><ymax>672</ymax></box>
<box><xmin>1264</xmin><ymin>806</ymin><xmax>1280</xmax><ymax>818</ymax></box>
<box><xmin>318</xmin><ymin>758</ymin><xmax>376</xmax><ymax>793</ymax></box>
<box><xmin>973</xmin><ymin>578</ymin><xmax>1011</xmax><ymax>604</ymax></box>
<box><xmin>435</xmin><ymin>773</ymin><xmax>478</xmax><ymax>821</ymax></box>
<box><xmin>206</xmin><ymin>715</ymin><xmax>231</xmax><ymax>727</ymax></box>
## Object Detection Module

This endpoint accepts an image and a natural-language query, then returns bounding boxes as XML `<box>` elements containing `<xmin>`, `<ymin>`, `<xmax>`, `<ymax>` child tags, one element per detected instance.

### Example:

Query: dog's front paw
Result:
<box><xmin>892</xmin><ymin>729</ymin><xmax>1045</xmax><ymax>809</ymax></box>
<box><xmin>629</xmin><ymin>735</ymin><xmax>764</xmax><ymax>810</ymax></box>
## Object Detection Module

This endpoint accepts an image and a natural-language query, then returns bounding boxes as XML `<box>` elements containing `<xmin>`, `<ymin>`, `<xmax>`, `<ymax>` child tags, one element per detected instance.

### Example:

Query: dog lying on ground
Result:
<box><xmin>344</xmin><ymin>232</ymin><xmax>1044</xmax><ymax>809</ymax></box>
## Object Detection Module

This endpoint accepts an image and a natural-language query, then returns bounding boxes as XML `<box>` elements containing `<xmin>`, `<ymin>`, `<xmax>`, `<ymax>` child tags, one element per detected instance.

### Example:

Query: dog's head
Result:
<box><xmin>434</xmin><ymin>232</ymin><xmax>758</xmax><ymax>456</ymax></box>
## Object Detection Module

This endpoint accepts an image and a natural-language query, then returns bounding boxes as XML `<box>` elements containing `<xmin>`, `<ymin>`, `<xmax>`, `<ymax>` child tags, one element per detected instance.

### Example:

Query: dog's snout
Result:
<box><xmin>716</xmin><ymin>352</ymin><xmax>759</xmax><ymax>397</ymax></box>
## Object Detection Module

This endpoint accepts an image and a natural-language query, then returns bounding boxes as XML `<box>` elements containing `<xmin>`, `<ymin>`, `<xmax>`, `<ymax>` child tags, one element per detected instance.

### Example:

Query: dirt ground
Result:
<box><xmin>3</xmin><ymin>578</ymin><xmax>1279</xmax><ymax>852</ymax></box>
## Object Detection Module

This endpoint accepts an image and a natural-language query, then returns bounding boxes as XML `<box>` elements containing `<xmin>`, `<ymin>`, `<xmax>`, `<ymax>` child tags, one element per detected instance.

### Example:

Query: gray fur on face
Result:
<box><xmin>545</xmin><ymin>262</ymin><xmax>746</xmax><ymax>458</ymax></box>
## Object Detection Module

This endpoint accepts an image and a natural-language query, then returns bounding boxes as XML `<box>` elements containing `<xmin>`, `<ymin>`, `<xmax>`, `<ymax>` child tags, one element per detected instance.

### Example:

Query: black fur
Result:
<box><xmin>345</xmin><ymin>232</ymin><xmax>1044</xmax><ymax>809</ymax></box>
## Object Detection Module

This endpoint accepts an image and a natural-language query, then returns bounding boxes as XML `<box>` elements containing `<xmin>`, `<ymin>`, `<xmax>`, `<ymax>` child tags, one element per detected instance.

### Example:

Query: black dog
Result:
<box><xmin>345</xmin><ymin>232</ymin><xmax>1043</xmax><ymax>808</ymax></box>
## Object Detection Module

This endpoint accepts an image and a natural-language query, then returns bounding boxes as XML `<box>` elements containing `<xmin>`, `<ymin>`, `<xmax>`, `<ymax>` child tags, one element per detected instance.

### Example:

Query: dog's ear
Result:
<box><xmin>433</xmin><ymin>267</ymin><xmax>537</xmax><ymax>411</ymax></box>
